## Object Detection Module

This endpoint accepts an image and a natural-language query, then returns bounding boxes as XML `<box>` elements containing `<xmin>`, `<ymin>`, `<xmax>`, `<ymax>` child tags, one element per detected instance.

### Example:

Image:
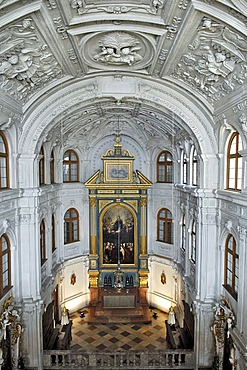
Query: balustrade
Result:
<box><xmin>43</xmin><ymin>349</ymin><xmax>195</xmax><ymax>369</ymax></box>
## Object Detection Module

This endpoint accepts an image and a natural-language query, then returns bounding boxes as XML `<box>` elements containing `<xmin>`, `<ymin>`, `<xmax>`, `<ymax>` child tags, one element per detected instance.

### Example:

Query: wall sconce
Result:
<box><xmin>70</xmin><ymin>272</ymin><xmax>76</xmax><ymax>285</ymax></box>
<box><xmin>161</xmin><ymin>271</ymin><xmax>166</xmax><ymax>284</ymax></box>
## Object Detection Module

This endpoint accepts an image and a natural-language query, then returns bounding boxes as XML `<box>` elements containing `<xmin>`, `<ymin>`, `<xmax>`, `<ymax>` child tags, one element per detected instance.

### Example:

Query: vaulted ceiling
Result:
<box><xmin>0</xmin><ymin>0</ymin><xmax>246</xmax><ymax>155</ymax></box>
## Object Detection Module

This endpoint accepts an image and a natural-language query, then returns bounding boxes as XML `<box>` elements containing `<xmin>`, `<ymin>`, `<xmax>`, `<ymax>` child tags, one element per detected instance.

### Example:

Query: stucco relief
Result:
<box><xmin>172</xmin><ymin>17</ymin><xmax>247</xmax><ymax>104</ymax></box>
<box><xmin>83</xmin><ymin>31</ymin><xmax>154</xmax><ymax>70</ymax></box>
<box><xmin>238</xmin><ymin>111</ymin><xmax>247</xmax><ymax>136</ymax></box>
<box><xmin>97</xmin><ymin>5</ymin><xmax>137</xmax><ymax>14</ymax></box>
<box><xmin>70</xmin><ymin>0</ymin><xmax>86</xmax><ymax>14</ymax></box>
<box><xmin>0</xmin><ymin>18</ymin><xmax>62</xmax><ymax>101</ymax></box>
<box><xmin>149</xmin><ymin>0</ymin><xmax>164</xmax><ymax>13</ymax></box>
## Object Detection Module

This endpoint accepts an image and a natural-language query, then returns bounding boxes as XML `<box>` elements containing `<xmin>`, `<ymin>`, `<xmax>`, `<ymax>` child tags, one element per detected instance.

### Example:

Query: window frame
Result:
<box><xmin>0</xmin><ymin>234</ymin><xmax>11</xmax><ymax>297</ymax></box>
<box><xmin>50</xmin><ymin>149</ymin><xmax>55</xmax><ymax>184</ymax></box>
<box><xmin>52</xmin><ymin>214</ymin><xmax>56</xmax><ymax>253</ymax></box>
<box><xmin>226</xmin><ymin>132</ymin><xmax>242</xmax><ymax>191</ymax></box>
<box><xmin>156</xmin><ymin>150</ymin><xmax>173</xmax><ymax>183</ymax></box>
<box><xmin>64</xmin><ymin>208</ymin><xmax>80</xmax><ymax>244</ymax></box>
<box><xmin>157</xmin><ymin>208</ymin><xmax>173</xmax><ymax>244</ymax></box>
<box><xmin>181</xmin><ymin>213</ymin><xmax>186</xmax><ymax>251</ymax></box>
<box><xmin>224</xmin><ymin>234</ymin><xmax>238</xmax><ymax>301</ymax></box>
<box><xmin>0</xmin><ymin>131</ymin><xmax>9</xmax><ymax>189</ymax></box>
<box><xmin>190</xmin><ymin>220</ymin><xmax>196</xmax><ymax>263</ymax></box>
<box><xmin>39</xmin><ymin>146</ymin><xmax>45</xmax><ymax>186</ymax></box>
<box><xmin>40</xmin><ymin>219</ymin><xmax>46</xmax><ymax>265</ymax></box>
<box><xmin>191</xmin><ymin>146</ymin><xmax>198</xmax><ymax>186</ymax></box>
<box><xmin>63</xmin><ymin>149</ymin><xmax>79</xmax><ymax>183</ymax></box>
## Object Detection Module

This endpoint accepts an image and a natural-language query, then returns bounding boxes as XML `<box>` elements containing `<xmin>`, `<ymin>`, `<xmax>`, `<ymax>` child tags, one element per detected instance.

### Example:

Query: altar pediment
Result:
<box><xmin>85</xmin><ymin>135</ymin><xmax>152</xmax><ymax>190</ymax></box>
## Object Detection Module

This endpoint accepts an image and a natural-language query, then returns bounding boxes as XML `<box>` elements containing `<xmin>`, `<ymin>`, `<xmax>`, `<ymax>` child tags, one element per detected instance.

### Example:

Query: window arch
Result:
<box><xmin>64</xmin><ymin>208</ymin><xmax>79</xmax><ymax>244</ymax></box>
<box><xmin>39</xmin><ymin>145</ymin><xmax>45</xmax><ymax>186</ymax></box>
<box><xmin>190</xmin><ymin>221</ymin><xmax>196</xmax><ymax>263</ymax></box>
<box><xmin>157</xmin><ymin>208</ymin><xmax>173</xmax><ymax>244</ymax></box>
<box><xmin>224</xmin><ymin>234</ymin><xmax>238</xmax><ymax>300</ymax></box>
<box><xmin>157</xmin><ymin>151</ymin><xmax>173</xmax><ymax>183</ymax></box>
<box><xmin>50</xmin><ymin>149</ymin><xmax>55</xmax><ymax>184</ymax></box>
<box><xmin>63</xmin><ymin>150</ymin><xmax>79</xmax><ymax>182</ymax></box>
<box><xmin>181</xmin><ymin>213</ymin><xmax>186</xmax><ymax>251</ymax></box>
<box><xmin>52</xmin><ymin>214</ymin><xmax>56</xmax><ymax>253</ymax></box>
<box><xmin>0</xmin><ymin>132</ymin><xmax>9</xmax><ymax>189</ymax></box>
<box><xmin>226</xmin><ymin>132</ymin><xmax>242</xmax><ymax>191</ymax></box>
<box><xmin>0</xmin><ymin>234</ymin><xmax>11</xmax><ymax>297</ymax></box>
<box><xmin>40</xmin><ymin>219</ymin><xmax>46</xmax><ymax>265</ymax></box>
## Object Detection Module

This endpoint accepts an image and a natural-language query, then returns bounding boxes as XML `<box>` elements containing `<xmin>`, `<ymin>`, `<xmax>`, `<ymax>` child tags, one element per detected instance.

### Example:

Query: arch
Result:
<box><xmin>64</xmin><ymin>208</ymin><xmax>80</xmax><ymax>244</ymax></box>
<box><xmin>157</xmin><ymin>208</ymin><xmax>173</xmax><ymax>244</ymax></box>
<box><xmin>0</xmin><ymin>233</ymin><xmax>11</xmax><ymax>297</ymax></box>
<box><xmin>0</xmin><ymin>131</ymin><xmax>9</xmax><ymax>189</ymax></box>
<box><xmin>63</xmin><ymin>149</ymin><xmax>79</xmax><ymax>183</ymax></box>
<box><xmin>226</xmin><ymin>131</ymin><xmax>243</xmax><ymax>191</ymax></box>
<box><xmin>156</xmin><ymin>150</ymin><xmax>173</xmax><ymax>183</ymax></box>
<box><xmin>19</xmin><ymin>77</ymin><xmax>217</xmax><ymax>157</ymax></box>
<box><xmin>224</xmin><ymin>233</ymin><xmax>239</xmax><ymax>300</ymax></box>
<box><xmin>39</xmin><ymin>145</ymin><xmax>45</xmax><ymax>186</ymax></box>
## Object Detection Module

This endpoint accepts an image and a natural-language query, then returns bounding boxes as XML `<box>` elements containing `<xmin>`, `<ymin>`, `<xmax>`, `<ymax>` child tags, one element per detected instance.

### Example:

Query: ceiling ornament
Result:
<box><xmin>97</xmin><ymin>5</ymin><xmax>137</xmax><ymax>14</ymax></box>
<box><xmin>83</xmin><ymin>31</ymin><xmax>154</xmax><ymax>70</ymax></box>
<box><xmin>70</xmin><ymin>0</ymin><xmax>86</xmax><ymax>15</ymax></box>
<box><xmin>149</xmin><ymin>0</ymin><xmax>164</xmax><ymax>14</ymax></box>
<box><xmin>172</xmin><ymin>17</ymin><xmax>247</xmax><ymax>104</ymax></box>
<box><xmin>0</xmin><ymin>18</ymin><xmax>63</xmax><ymax>101</ymax></box>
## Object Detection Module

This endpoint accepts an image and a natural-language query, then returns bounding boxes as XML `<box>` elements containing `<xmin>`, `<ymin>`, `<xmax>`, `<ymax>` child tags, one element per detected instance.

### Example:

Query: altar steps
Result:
<box><xmin>87</xmin><ymin>304</ymin><xmax>152</xmax><ymax>324</ymax></box>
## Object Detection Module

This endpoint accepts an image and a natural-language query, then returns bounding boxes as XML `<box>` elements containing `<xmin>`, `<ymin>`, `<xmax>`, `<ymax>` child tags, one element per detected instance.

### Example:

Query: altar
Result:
<box><xmin>88</xmin><ymin>287</ymin><xmax>151</xmax><ymax>324</ymax></box>
<box><xmin>85</xmin><ymin>137</ymin><xmax>152</xmax><ymax>324</ymax></box>
<box><xmin>102</xmin><ymin>287</ymin><xmax>136</xmax><ymax>308</ymax></box>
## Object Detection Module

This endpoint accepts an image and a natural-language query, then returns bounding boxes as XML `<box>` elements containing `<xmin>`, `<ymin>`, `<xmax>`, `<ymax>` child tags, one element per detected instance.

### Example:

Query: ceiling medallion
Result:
<box><xmin>82</xmin><ymin>31</ymin><xmax>155</xmax><ymax>70</ymax></box>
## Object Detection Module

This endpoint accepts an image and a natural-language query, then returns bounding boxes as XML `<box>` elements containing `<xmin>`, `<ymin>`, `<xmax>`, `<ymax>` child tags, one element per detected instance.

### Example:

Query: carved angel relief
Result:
<box><xmin>93</xmin><ymin>32</ymin><xmax>143</xmax><ymax>66</ymax></box>
<box><xmin>172</xmin><ymin>17</ymin><xmax>247</xmax><ymax>103</ymax></box>
<box><xmin>0</xmin><ymin>18</ymin><xmax>62</xmax><ymax>101</ymax></box>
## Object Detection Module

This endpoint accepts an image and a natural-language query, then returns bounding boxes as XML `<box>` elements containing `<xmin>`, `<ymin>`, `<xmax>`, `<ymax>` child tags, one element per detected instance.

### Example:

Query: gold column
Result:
<box><xmin>89</xmin><ymin>198</ymin><xmax>97</xmax><ymax>255</ymax></box>
<box><xmin>140</xmin><ymin>197</ymin><xmax>147</xmax><ymax>255</ymax></box>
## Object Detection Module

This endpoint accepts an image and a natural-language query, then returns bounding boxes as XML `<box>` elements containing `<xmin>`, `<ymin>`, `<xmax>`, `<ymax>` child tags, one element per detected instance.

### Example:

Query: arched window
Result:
<box><xmin>0</xmin><ymin>234</ymin><xmax>11</xmax><ymax>297</ymax></box>
<box><xmin>181</xmin><ymin>150</ymin><xmax>188</xmax><ymax>184</ymax></box>
<box><xmin>157</xmin><ymin>151</ymin><xmax>173</xmax><ymax>183</ymax></box>
<box><xmin>40</xmin><ymin>219</ymin><xmax>46</xmax><ymax>265</ymax></box>
<box><xmin>63</xmin><ymin>150</ymin><xmax>79</xmax><ymax>182</ymax></box>
<box><xmin>181</xmin><ymin>213</ymin><xmax>186</xmax><ymax>251</ymax></box>
<box><xmin>50</xmin><ymin>149</ymin><xmax>55</xmax><ymax>184</ymax></box>
<box><xmin>52</xmin><ymin>214</ymin><xmax>56</xmax><ymax>253</ymax></box>
<box><xmin>0</xmin><ymin>132</ymin><xmax>9</xmax><ymax>189</ymax></box>
<box><xmin>226</xmin><ymin>132</ymin><xmax>242</xmax><ymax>191</ymax></box>
<box><xmin>190</xmin><ymin>221</ymin><xmax>196</xmax><ymax>263</ymax></box>
<box><xmin>64</xmin><ymin>208</ymin><xmax>79</xmax><ymax>244</ymax></box>
<box><xmin>224</xmin><ymin>234</ymin><xmax>238</xmax><ymax>300</ymax></box>
<box><xmin>39</xmin><ymin>146</ymin><xmax>45</xmax><ymax>186</ymax></box>
<box><xmin>191</xmin><ymin>146</ymin><xmax>198</xmax><ymax>186</ymax></box>
<box><xmin>182</xmin><ymin>152</ymin><xmax>188</xmax><ymax>184</ymax></box>
<box><xmin>157</xmin><ymin>208</ymin><xmax>173</xmax><ymax>244</ymax></box>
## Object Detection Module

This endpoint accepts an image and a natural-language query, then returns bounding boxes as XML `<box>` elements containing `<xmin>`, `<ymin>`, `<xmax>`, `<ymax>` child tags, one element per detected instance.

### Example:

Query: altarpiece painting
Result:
<box><xmin>102</xmin><ymin>206</ymin><xmax>134</xmax><ymax>265</ymax></box>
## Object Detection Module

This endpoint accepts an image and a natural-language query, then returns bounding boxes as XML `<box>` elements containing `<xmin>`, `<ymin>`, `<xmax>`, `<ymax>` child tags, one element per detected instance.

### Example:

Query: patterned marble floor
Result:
<box><xmin>69</xmin><ymin>307</ymin><xmax>169</xmax><ymax>352</ymax></box>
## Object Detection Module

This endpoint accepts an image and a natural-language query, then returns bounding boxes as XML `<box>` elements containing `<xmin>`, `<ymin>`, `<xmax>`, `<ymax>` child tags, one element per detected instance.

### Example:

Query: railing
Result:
<box><xmin>43</xmin><ymin>349</ymin><xmax>195</xmax><ymax>369</ymax></box>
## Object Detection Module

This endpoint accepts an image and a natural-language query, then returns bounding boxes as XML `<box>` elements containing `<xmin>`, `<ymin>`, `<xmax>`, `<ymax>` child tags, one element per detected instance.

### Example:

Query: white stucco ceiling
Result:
<box><xmin>0</xmin><ymin>0</ymin><xmax>246</xmax><ymax>156</ymax></box>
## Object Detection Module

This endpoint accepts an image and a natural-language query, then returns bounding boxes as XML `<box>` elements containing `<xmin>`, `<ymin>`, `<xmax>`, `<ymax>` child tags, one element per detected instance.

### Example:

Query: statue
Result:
<box><xmin>211</xmin><ymin>296</ymin><xmax>235</xmax><ymax>370</ymax></box>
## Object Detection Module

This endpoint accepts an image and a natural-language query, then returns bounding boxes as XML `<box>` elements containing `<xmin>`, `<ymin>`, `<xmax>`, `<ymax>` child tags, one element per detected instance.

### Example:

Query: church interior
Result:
<box><xmin>0</xmin><ymin>0</ymin><xmax>246</xmax><ymax>369</ymax></box>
